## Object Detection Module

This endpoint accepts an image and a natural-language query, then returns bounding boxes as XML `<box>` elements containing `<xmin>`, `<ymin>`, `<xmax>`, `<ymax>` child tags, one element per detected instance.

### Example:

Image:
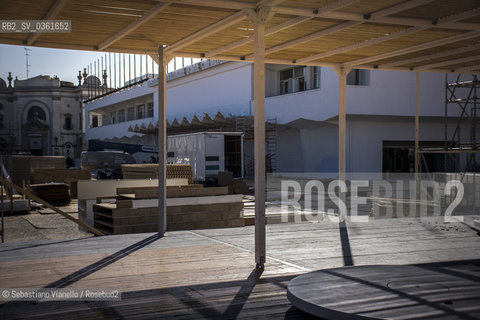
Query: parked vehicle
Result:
<box><xmin>167</xmin><ymin>132</ymin><xmax>244</xmax><ymax>183</ymax></box>
<box><xmin>80</xmin><ymin>151</ymin><xmax>136</xmax><ymax>179</ymax></box>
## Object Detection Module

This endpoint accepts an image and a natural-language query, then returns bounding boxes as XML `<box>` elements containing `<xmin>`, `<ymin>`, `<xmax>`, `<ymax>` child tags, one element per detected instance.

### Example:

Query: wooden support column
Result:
<box><xmin>335</xmin><ymin>66</ymin><xmax>350</xmax><ymax>221</ymax></box>
<box><xmin>158</xmin><ymin>46</ymin><xmax>167</xmax><ymax>237</ymax></box>
<box><xmin>247</xmin><ymin>6</ymin><xmax>273</xmax><ymax>268</ymax></box>
<box><xmin>335</xmin><ymin>66</ymin><xmax>350</xmax><ymax>183</ymax></box>
<box><xmin>1</xmin><ymin>183</ymin><xmax>4</xmax><ymax>243</ymax></box>
<box><xmin>415</xmin><ymin>72</ymin><xmax>420</xmax><ymax>198</ymax></box>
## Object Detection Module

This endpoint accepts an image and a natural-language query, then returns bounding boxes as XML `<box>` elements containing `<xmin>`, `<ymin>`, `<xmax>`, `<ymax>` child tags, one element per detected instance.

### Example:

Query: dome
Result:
<box><xmin>0</xmin><ymin>78</ymin><xmax>7</xmax><ymax>88</ymax></box>
<box><xmin>84</xmin><ymin>76</ymin><xmax>101</xmax><ymax>86</ymax></box>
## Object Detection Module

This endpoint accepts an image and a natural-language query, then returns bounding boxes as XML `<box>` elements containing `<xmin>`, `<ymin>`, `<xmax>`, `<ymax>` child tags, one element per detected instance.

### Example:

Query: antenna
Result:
<box><xmin>24</xmin><ymin>48</ymin><xmax>31</xmax><ymax>78</ymax></box>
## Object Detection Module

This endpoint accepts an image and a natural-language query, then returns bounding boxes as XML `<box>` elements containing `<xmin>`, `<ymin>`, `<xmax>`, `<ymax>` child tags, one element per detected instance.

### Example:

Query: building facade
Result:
<box><xmin>0</xmin><ymin>74</ymin><xmax>98</xmax><ymax>164</ymax></box>
<box><xmin>85</xmin><ymin>60</ymin><xmax>473</xmax><ymax>175</ymax></box>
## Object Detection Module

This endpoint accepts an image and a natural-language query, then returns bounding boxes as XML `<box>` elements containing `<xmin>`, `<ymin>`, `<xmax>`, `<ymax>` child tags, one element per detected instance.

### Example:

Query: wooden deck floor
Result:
<box><xmin>1</xmin><ymin>216</ymin><xmax>479</xmax><ymax>319</ymax></box>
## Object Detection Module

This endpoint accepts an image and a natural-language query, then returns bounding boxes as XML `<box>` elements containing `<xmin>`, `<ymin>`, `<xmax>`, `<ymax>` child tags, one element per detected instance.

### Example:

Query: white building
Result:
<box><xmin>85</xmin><ymin>60</ymin><xmax>473</xmax><ymax>175</ymax></box>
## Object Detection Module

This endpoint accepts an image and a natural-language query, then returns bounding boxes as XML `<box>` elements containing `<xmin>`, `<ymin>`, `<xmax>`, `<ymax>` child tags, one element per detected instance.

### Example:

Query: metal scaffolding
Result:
<box><xmin>417</xmin><ymin>74</ymin><xmax>480</xmax><ymax>173</ymax></box>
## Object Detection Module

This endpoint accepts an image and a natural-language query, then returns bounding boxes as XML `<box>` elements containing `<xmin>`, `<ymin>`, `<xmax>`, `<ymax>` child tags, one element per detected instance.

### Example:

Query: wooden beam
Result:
<box><xmin>256</xmin><ymin>0</ymin><xmax>285</xmax><ymax>7</ymax></box>
<box><xmin>370</xmin><ymin>0</ymin><xmax>436</xmax><ymax>19</ymax></box>
<box><xmin>158</xmin><ymin>45</ymin><xmax>167</xmax><ymax>237</ymax></box>
<box><xmin>379</xmin><ymin>44</ymin><xmax>480</xmax><ymax>68</ymax></box>
<box><xmin>0</xmin><ymin>176</ymin><xmax>104</xmax><ymax>236</ymax></box>
<box><xmin>454</xmin><ymin>64</ymin><xmax>480</xmax><ymax>74</ymax></box>
<box><xmin>149</xmin><ymin>54</ymin><xmax>159</xmax><ymax>65</ymax></box>
<box><xmin>415</xmin><ymin>55</ymin><xmax>480</xmax><ymax>71</ymax></box>
<box><xmin>166</xmin><ymin>0</ymin><xmax>480</xmax><ymax>30</ymax></box>
<box><xmin>357</xmin><ymin>64</ymin><xmax>480</xmax><ymax>75</ymax></box>
<box><xmin>168</xmin><ymin>0</ymin><xmax>255</xmax><ymax>10</ymax></box>
<box><xmin>205</xmin><ymin>16</ymin><xmax>310</xmax><ymax>58</ymax></box>
<box><xmin>249</xmin><ymin>0</ymin><xmax>435</xmax><ymax>59</ymax></box>
<box><xmin>346</xmin><ymin>29</ymin><xmax>480</xmax><ymax>67</ymax></box>
<box><xmin>251</xmin><ymin>20</ymin><xmax>361</xmax><ymax>59</ymax></box>
<box><xmin>26</xmin><ymin>0</ymin><xmax>68</xmax><ymax>45</ymax></box>
<box><xmin>273</xmin><ymin>5</ymin><xmax>479</xmax><ymax>31</ymax></box>
<box><xmin>98</xmin><ymin>2</ymin><xmax>171</xmax><ymax>51</ymax></box>
<box><xmin>297</xmin><ymin>0</ymin><xmax>467</xmax><ymax>64</ymax></box>
<box><xmin>164</xmin><ymin>11</ymin><xmax>246</xmax><ymax>55</ymax></box>
<box><xmin>168</xmin><ymin>51</ymin><xmax>343</xmax><ymax>68</ymax></box>
<box><xmin>296</xmin><ymin>26</ymin><xmax>424</xmax><ymax>64</ymax></box>
<box><xmin>205</xmin><ymin>0</ymin><xmax>360</xmax><ymax>58</ymax></box>
<box><xmin>297</xmin><ymin>6</ymin><xmax>477</xmax><ymax>65</ymax></box>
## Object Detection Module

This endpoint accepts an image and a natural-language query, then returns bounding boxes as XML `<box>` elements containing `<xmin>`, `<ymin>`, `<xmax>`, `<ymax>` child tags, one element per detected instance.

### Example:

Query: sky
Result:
<box><xmin>0</xmin><ymin>44</ymin><xmax>199</xmax><ymax>86</ymax></box>
<box><xmin>0</xmin><ymin>44</ymin><xmax>107</xmax><ymax>84</ymax></box>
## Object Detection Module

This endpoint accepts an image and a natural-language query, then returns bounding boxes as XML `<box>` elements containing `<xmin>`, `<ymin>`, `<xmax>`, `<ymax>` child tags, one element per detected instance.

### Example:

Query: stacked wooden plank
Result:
<box><xmin>11</xmin><ymin>156</ymin><xmax>65</xmax><ymax>186</ymax></box>
<box><xmin>33</xmin><ymin>168</ymin><xmax>91</xmax><ymax>199</ymax></box>
<box><xmin>32</xmin><ymin>169</ymin><xmax>90</xmax><ymax>184</ymax></box>
<box><xmin>92</xmin><ymin>185</ymin><xmax>244</xmax><ymax>235</ymax></box>
<box><xmin>121</xmin><ymin>164</ymin><xmax>158</xmax><ymax>179</ymax></box>
<box><xmin>30</xmin><ymin>183</ymin><xmax>71</xmax><ymax>206</ymax></box>
<box><xmin>121</xmin><ymin>164</ymin><xmax>193</xmax><ymax>184</ymax></box>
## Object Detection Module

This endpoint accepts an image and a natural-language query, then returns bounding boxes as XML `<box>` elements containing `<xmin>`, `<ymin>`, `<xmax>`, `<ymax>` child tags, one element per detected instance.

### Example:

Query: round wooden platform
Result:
<box><xmin>287</xmin><ymin>264</ymin><xmax>480</xmax><ymax>319</ymax></box>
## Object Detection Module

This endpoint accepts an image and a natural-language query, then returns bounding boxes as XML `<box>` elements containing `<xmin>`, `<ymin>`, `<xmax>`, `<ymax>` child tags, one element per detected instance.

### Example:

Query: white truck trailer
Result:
<box><xmin>167</xmin><ymin>132</ymin><xmax>244</xmax><ymax>183</ymax></box>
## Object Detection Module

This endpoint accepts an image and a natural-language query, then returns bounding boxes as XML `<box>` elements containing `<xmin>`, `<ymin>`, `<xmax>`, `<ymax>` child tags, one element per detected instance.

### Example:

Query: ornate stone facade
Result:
<box><xmin>0</xmin><ymin>74</ymin><xmax>94</xmax><ymax>162</ymax></box>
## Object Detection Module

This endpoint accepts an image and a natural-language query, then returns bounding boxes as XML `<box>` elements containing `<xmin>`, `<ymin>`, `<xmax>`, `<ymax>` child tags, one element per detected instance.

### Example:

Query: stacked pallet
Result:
<box><xmin>122</xmin><ymin>164</ymin><xmax>194</xmax><ymax>184</ymax></box>
<box><xmin>92</xmin><ymin>185</ymin><xmax>244</xmax><ymax>235</ymax></box>
<box><xmin>11</xmin><ymin>156</ymin><xmax>65</xmax><ymax>186</ymax></box>
<box><xmin>167</xmin><ymin>164</ymin><xmax>193</xmax><ymax>184</ymax></box>
<box><xmin>30</xmin><ymin>183</ymin><xmax>71</xmax><ymax>206</ymax></box>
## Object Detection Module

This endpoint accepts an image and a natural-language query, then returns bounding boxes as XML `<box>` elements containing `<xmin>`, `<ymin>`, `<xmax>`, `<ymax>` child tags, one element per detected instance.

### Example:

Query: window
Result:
<box><xmin>110</xmin><ymin>111</ymin><xmax>116</xmax><ymax>124</ymax></box>
<box><xmin>91</xmin><ymin>115</ymin><xmax>98</xmax><ymax>128</ymax></box>
<box><xmin>280</xmin><ymin>66</ymin><xmax>306</xmax><ymax>95</ymax></box>
<box><xmin>118</xmin><ymin>109</ymin><xmax>125</xmax><ymax>122</ymax></box>
<box><xmin>64</xmin><ymin>115</ymin><xmax>72</xmax><ymax>130</ymax></box>
<box><xmin>312</xmin><ymin>66</ymin><xmax>321</xmax><ymax>89</ymax></box>
<box><xmin>347</xmin><ymin>69</ymin><xmax>370</xmax><ymax>86</ymax></box>
<box><xmin>147</xmin><ymin>102</ymin><xmax>154</xmax><ymax>118</ymax></box>
<box><xmin>136</xmin><ymin>104</ymin><xmax>145</xmax><ymax>119</ymax></box>
<box><xmin>27</xmin><ymin>106</ymin><xmax>46</xmax><ymax>121</ymax></box>
<box><xmin>127</xmin><ymin>107</ymin><xmax>135</xmax><ymax>121</ymax></box>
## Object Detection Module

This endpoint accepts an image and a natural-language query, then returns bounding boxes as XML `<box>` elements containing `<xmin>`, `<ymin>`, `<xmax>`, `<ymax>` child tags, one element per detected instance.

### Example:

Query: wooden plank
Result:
<box><xmin>77</xmin><ymin>179</ymin><xmax>159</xmax><ymax>199</ymax></box>
<box><xmin>32</xmin><ymin>168</ymin><xmax>90</xmax><ymax>184</ymax></box>
<box><xmin>116</xmin><ymin>199</ymin><xmax>133</xmax><ymax>208</ymax></box>
<box><xmin>167</xmin><ymin>202</ymin><xmax>243</xmax><ymax>214</ymax></box>
<box><xmin>116</xmin><ymin>184</ymin><xmax>203</xmax><ymax>196</ymax></box>
<box><xmin>167</xmin><ymin>194</ymin><xmax>243</xmax><ymax>206</ymax></box>
<box><xmin>137</xmin><ymin>186</ymin><xmax>229</xmax><ymax>198</ymax></box>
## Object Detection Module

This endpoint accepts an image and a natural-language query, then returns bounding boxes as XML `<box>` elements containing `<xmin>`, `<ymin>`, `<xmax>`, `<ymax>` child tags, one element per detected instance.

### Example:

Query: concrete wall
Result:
<box><xmin>277</xmin><ymin>123</ymin><xmax>338</xmax><ymax>173</ymax></box>
<box><xmin>347</xmin><ymin>118</ymin><xmax>472</xmax><ymax>172</ymax></box>
<box><xmin>266</xmin><ymin>67</ymin><xmax>453</xmax><ymax>125</ymax></box>
<box><xmin>166</xmin><ymin>62</ymin><xmax>252</xmax><ymax>121</ymax></box>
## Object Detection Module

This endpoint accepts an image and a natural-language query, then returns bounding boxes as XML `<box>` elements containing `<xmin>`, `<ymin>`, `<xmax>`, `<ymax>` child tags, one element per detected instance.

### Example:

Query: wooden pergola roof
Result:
<box><xmin>1</xmin><ymin>0</ymin><xmax>480</xmax><ymax>74</ymax></box>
